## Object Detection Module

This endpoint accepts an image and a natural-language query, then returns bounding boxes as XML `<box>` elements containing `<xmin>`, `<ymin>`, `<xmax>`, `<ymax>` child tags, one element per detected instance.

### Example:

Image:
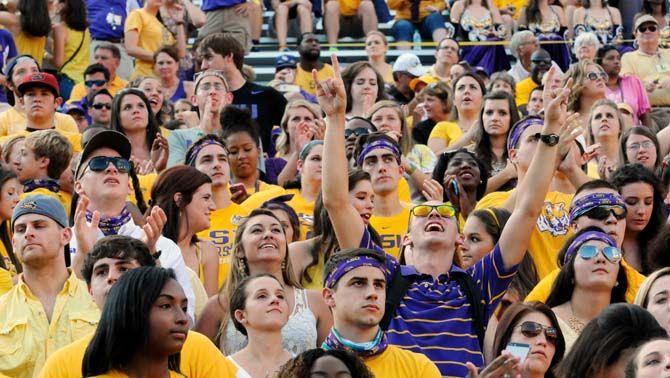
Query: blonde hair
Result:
<box><xmin>2</xmin><ymin>135</ymin><xmax>25</xmax><ymax>165</ymax></box>
<box><xmin>565</xmin><ymin>60</ymin><xmax>604</xmax><ymax>113</ymax></box>
<box><xmin>634</xmin><ymin>267</ymin><xmax>670</xmax><ymax>307</ymax></box>
<box><xmin>586</xmin><ymin>99</ymin><xmax>626</xmax><ymax>145</ymax></box>
<box><xmin>365</xmin><ymin>30</ymin><xmax>388</xmax><ymax>45</ymax></box>
<box><xmin>24</xmin><ymin>130</ymin><xmax>73</xmax><ymax>179</ymax></box>
<box><xmin>275</xmin><ymin>100</ymin><xmax>322</xmax><ymax>157</ymax></box>
<box><xmin>366</xmin><ymin>100</ymin><xmax>413</xmax><ymax>155</ymax></box>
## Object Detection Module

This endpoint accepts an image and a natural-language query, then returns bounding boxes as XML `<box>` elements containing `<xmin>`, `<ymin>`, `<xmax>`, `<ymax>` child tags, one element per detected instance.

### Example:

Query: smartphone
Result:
<box><xmin>505</xmin><ymin>342</ymin><xmax>530</xmax><ymax>362</ymax></box>
<box><xmin>450</xmin><ymin>179</ymin><xmax>459</xmax><ymax>196</ymax></box>
<box><xmin>229</xmin><ymin>183</ymin><xmax>247</xmax><ymax>197</ymax></box>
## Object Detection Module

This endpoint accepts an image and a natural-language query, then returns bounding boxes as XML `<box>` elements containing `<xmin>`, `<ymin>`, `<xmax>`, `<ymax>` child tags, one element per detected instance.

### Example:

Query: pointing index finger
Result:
<box><xmin>331</xmin><ymin>54</ymin><xmax>341</xmax><ymax>79</ymax></box>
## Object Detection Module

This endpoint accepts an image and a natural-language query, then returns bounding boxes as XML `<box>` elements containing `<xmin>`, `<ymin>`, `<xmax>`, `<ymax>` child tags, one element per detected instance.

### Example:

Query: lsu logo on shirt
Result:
<box><xmin>536</xmin><ymin>201</ymin><xmax>569</xmax><ymax>237</ymax></box>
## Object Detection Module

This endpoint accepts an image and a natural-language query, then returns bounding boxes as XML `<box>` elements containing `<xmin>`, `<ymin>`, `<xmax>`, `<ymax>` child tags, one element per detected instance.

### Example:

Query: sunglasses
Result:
<box><xmin>91</xmin><ymin>103</ymin><xmax>111</xmax><ymax>110</ymax></box>
<box><xmin>586</xmin><ymin>71</ymin><xmax>608</xmax><ymax>81</ymax></box>
<box><xmin>85</xmin><ymin>79</ymin><xmax>107</xmax><ymax>87</ymax></box>
<box><xmin>344</xmin><ymin>128</ymin><xmax>370</xmax><ymax>138</ymax></box>
<box><xmin>582</xmin><ymin>205</ymin><xmax>627</xmax><ymax>221</ymax></box>
<box><xmin>577</xmin><ymin>244</ymin><xmax>622</xmax><ymax>263</ymax></box>
<box><xmin>518</xmin><ymin>321</ymin><xmax>558</xmax><ymax>343</ymax></box>
<box><xmin>410</xmin><ymin>204</ymin><xmax>456</xmax><ymax>219</ymax></box>
<box><xmin>86</xmin><ymin>156</ymin><xmax>131</xmax><ymax>174</ymax></box>
<box><xmin>638</xmin><ymin>25</ymin><xmax>658</xmax><ymax>33</ymax></box>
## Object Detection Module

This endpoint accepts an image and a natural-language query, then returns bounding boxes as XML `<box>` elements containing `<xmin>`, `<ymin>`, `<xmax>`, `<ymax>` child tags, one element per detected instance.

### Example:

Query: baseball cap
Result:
<box><xmin>75</xmin><ymin>130</ymin><xmax>131</xmax><ymax>180</ymax></box>
<box><xmin>634</xmin><ymin>15</ymin><xmax>659</xmax><ymax>32</ymax></box>
<box><xmin>12</xmin><ymin>194</ymin><xmax>68</xmax><ymax>229</ymax></box>
<box><xmin>392</xmin><ymin>54</ymin><xmax>425</xmax><ymax>77</ymax></box>
<box><xmin>409</xmin><ymin>75</ymin><xmax>439</xmax><ymax>91</ymax></box>
<box><xmin>61</xmin><ymin>101</ymin><xmax>85</xmax><ymax>115</ymax></box>
<box><xmin>275</xmin><ymin>54</ymin><xmax>298</xmax><ymax>72</ymax></box>
<box><xmin>17</xmin><ymin>72</ymin><xmax>60</xmax><ymax>97</ymax></box>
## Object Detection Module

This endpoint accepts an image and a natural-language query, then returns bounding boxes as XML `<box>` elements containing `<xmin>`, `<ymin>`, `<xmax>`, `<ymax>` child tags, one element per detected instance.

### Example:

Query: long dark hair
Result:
<box><xmin>278</xmin><ymin>348</ymin><xmax>374</xmax><ymax>378</ymax></box>
<box><xmin>473</xmin><ymin>91</ymin><xmax>519</xmax><ymax>174</ymax></box>
<box><xmin>19</xmin><ymin>0</ymin><xmax>51</xmax><ymax>37</ymax></box>
<box><xmin>59</xmin><ymin>0</ymin><xmax>87</xmax><ymax>31</ymax></box>
<box><xmin>150</xmin><ymin>166</ymin><xmax>212</xmax><ymax>245</ymax></box>
<box><xmin>110</xmin><ymin>88</ymin><xmax>160</xmax><ymax>154</ymax></box>
<box><xmin>303</xmin><ymin>170</ymin><xmax>381</xmax><ymax>284</ymax></box>
<box><xmin>82</xmin><ymin>267</ymin><xmax>183</xmax><ymax>376</ymax></box>
<box><xmin>557</xmin><ymin>303</ymin><xmax>667</xmax><ymax>378</ymax></box>
<box><xmin>610</xmin><ymin>164</ymin><xmax>666</xmax><ymax>275</ymax></box>
<box><xmin>432</xmin><ymin>148</ymin><xmax>490</xmax><ymax>201</ymax></box>
<box><xmin>525</xmin><ymin>0</ymin><xmax>544</xmax><ymax>25</ymax></box>
<box><xmin>545</xmin><ymin>226</ymin><xmax>628</xmax><ymax>308</ymax></box>
<box><xmin>492</xmin><ymin>302</ymin><xmax>565</xmax><ymax>378</ymax></box>
<box><xmin>0</xmin><ymin>169</ymin><xmax>19</xmax><ymax>273</ymax></box>
<box><xmin>642</xmin><ymin>0</ymin><xmax>668</xmax><ymax>15</ymax></box>
<box><xmin>341</xmin><ymin>61</ymin><xmax>387</xmax><ymax>113</ymax></box>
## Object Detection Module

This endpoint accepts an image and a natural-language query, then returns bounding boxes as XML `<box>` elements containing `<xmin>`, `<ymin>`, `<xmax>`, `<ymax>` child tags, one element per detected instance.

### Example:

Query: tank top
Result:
<box><xmin>15</xmin><ymin>32</ymin><xmax>46</xmax><ymax>65</ymax></box>
<box><xmin>222</xmin><ymin>287</ymin><xmax>317</xmax><ymax>355</ymax></box>
<box><xmin>61</xmin><ymin>27</ymin><xmax>91</xmax><ymax>83</ymax></box>
<box><xmin>170</xmin><ymin>79</ymin><xmax>187</xmax><ymax>102</ymax></box>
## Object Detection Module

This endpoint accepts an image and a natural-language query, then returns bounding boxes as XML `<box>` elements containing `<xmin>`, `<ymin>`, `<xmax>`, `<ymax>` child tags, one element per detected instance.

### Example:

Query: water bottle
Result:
<box><xmin>413</xmin><ymin>30</ymin><xmax>422</xmax><ymax>51</ymax></box>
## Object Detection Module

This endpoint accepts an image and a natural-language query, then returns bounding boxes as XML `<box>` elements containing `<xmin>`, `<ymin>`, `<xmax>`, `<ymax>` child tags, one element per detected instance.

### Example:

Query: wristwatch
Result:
<box><xmin>540</xmin><ymin>134</ymin><xmax>560</xmax><ymax>146</ymax></box>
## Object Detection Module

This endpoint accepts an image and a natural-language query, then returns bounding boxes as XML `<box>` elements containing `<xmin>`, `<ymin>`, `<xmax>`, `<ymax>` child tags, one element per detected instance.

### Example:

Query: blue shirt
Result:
<box><xmin>201</xmin><ymin>0</ymin><xmax>245</xmax><ymax>12</ymax></box>
<box><xmin>87</xmin><ymin>0</ymin><xmax>140</xmax><ymax>40</ymax></box>
<box><xmin>386</xmin><ymin>245</ymin><xmax>517</xmax><ymax>377</ymax></box>
<box><xmin>0</xmin><ymin>29</ymin><xmax>16</xmax><ymax>103</ymax></box>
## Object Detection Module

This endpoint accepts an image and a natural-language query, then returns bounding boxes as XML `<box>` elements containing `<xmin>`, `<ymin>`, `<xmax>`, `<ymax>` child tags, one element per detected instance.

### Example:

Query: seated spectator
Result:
<box><xmin>389</xmin><ymin>53</ymin><xmax>424</xmax><ymax>105</ymax></box>
<box><xmin>153</xmin><ymin>45</ymin><xmax>194</xmax><ymax>103</ymax></box>
<box><xmin>515</xmin><ymin>49</ymin><xmax>552</xmax><ymax>107</ymax></box>
<box><xmin>0</xmin><ymin>169</ymin><xmax>20</xmax><ymax>278</ymax></box>
<box><xmin>17</xmin><ymin>130</ymin><xmax>73</xmax><ymax>213</ymax></box>
<box><xmin>87</xmin><ymin>89</ymin><xmax>113</xmax><ymax>128</ymax></box>
<box><xmin>518</xmin><ymin>0</ymin><xmax>571</xmax><ymax>72</ymax></box>
<box><xmin>571</xmin><ymin>0</ymin><xmax>623</xmax><ymax>47</ymax></box>
<box><xmin>294</xmin><ymin>33</ymin><xmax>334</xmax><ymax>96</ymax></box>
<box><xmin>634</xmin><ymin>267</ymin><xmax>670</xmax><ymax>334</ymax></box>
<box><xmin>625</xmin><ymin>338</ymin><xmax>670</xmax><ymax>378</ymax></box>
<box><xmin>62</xmin><ymin>102</ymin><xmax>88</xmax><ymax>133</ymax></box>
<box><xmin>620</xmin><ymin>126</ymin><xmax>662</xmax><ymax>174</ymax></box>
<box><xmin>365</xmin><ymin>31</ymin><xmax>394</xmax><ymax>84</ymax></box>
<box><xmin>584</xmin><ymin>99</ymin><xmax>623</xmax><ymax>178</ymax></box>
<box><xmin>426</xmin><ymin>37</ymin><xmax>460</xmax><ymax>83</ymax></box>
<box><xmin>269</xmin><ymin>54</ymin><xmax>319</xmax><ymax>102</ymax></box>
<box><xmin>342</xmin><ymin>62</ymin><xmax>386</xmax><ymax>119</ymax></box>
<box><xmin>272</xmin><ymin>0</ymin><xmax>314</xmax><ymax>52</ymax></box>
<box><xmin>278</xmin><ymin>349</ymin><xmax>373</xmax><ymax>377</ymax></box>
<box><xmin>388</xmin><ymin>0</ymin><xmax>449</xmax><ymax>49</ymax></box>
<box><xmin>323</xmin><ymin>0</ymin><xmax>378</xmax><ymax>50</ymax></box>
<box><xmin>526</xmin><ymin>86</ymin><xmax>544</xmax><ymax>116</ymax></box>
<box><xmin>598</xmin><ymin>45</ymin><xmax>653</xmax><ymax>128</ymax></box>
<box><xmin>69</xmin><ymin>44</ymin><xmax>128</xmax><ymax>101</ymax></box>
<box><xmin>0</xmin><ymin>194</ymin><xmax>99</xmax><ymax>378</ymax></box>
<box><xmin>573</xmin><ymin>32</ymin><xmax>600</xmax><ymax>62</ymax></box>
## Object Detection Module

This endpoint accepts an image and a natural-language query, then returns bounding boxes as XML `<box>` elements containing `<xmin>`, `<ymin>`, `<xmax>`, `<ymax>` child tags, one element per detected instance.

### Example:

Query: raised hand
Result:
<box><xmin>466</xmin><ymin>353</ymin><xmax>522</xmax><ymax>378</ymax></box>
<box><xmin>312</xmin><ymin>54</ymin><xmax>346</xmax><ymax>117</ymax></box>
<box><xmin>73</xmin><ymin>194</ymin><xmax>101</xmax><ymax>257</ymax></box>
<box><xmin>421</xmin><ymin>178</ymin><xmax>444</xmax><ymax>202</ymax></box>
<box><xmin>150</xmin><ymin>132</ymin><xmax>169</xmax><ymax>173</ymax></box>
<box><xmin>141</xmin><ymin>206</ymin><xmax>167</xmax><ymax>253</ymax></box>
<box><xmin>542</xmin><ymin>66</ymin><xmax>573</xmax><ymax>132</ymax></box>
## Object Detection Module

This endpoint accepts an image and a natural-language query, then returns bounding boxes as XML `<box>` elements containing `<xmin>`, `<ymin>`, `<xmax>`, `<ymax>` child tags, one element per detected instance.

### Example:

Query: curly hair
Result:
<box><xmin>565</xmin><ymin>60</ymin><xmax>605</xmax><ymax>113</ymax></box>
<box><xmin>277</xmin><ymin>348</ymin><xmax>374</xmax><ymax>378</ymax></box>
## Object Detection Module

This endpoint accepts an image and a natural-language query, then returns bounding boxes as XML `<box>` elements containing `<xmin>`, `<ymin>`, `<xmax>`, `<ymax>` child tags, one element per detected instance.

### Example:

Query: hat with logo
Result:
<box><xmin>75</xmin><ymin>130</ymin><xmax>131</xmax><ymax>179</ymax></box>
<box><xmin>17</xmin><ymin>72</ymin><xmax>60</xmax><ymax>97</ymax></box>
<box><xmin>392</xmin><ymin>54</ymin><xmax>425</xmax><ymax>77</ymax></box>
<box><xmin>61</xmin><ymin>101</ymin><xmax>86</xmax><ymax>115</ymax></box>
<box><xmin>275</xmin><ymin>54</ymin><xmax>298</xmax><ymax>72</ymax></box>
<box><xmin>12</xmin><ymin>194</ymin><xmax>68</xmax><ymax>229</ymax></box>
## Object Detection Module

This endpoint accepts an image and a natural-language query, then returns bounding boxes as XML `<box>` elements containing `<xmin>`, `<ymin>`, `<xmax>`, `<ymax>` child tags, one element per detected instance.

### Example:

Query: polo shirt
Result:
<box><xmin>515</xmin><ymin>76</ymin><xmax>538</xmax><ymax>106</ymax></box>
<box><xmin>386</xmin><ymin>245</ymin><xmax>517</xmax><ymax>376</ymax></box>
<box><xmin>68</xmin><ymin>76</ymin><xmax>128</xmax><ymax>103</ymax></box>
<box><xmin>620</xmin><ymin>48</ymin><xmax>670</xmax><ymax>106</ymax></box>
<box><xmin>0</xmin><ymin>271</ymin><xmax>100</xmax><ymax>378</ymax></box>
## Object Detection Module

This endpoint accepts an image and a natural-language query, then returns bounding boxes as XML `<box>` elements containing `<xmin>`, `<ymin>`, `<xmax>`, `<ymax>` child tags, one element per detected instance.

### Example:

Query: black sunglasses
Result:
<box><xmin>91</xmin><ymin>103</ymin><xmax>112</xmax><ymax>110</ymax></box>
<box><xmin>582</xmin><ymin>205</ymin><xmax>627</xmax><ymax>221</ymax></box>
<box><xmin>345</xmin><ymin>128</ymin><xmax>371</xmax><ymax>138</ymax></box>
<box><xmin>85</xmin><ymin>79</ymin><xmax>107</xmax><ymax>87</ymax></box>
<box><xmin>518</xmin><ymin>321</ymin><xmax>558</xmax><ymax>343</ymax></box>
<box><xmin>638</xmin><ymin>25</ymin><xmax>658</xmax><ymax>33</ymax></box>
<box><xmin>86</xmin><ymin>156</ymin><xmax>131</xmax><ymax>174</ymax></box>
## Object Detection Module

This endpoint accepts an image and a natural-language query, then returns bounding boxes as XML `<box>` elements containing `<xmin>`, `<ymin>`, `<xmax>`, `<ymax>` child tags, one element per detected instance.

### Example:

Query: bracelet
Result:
<box><xmin>175</xmin><ymin>21</ymin><xmax>185</xmax><ymax>26</ymax></box>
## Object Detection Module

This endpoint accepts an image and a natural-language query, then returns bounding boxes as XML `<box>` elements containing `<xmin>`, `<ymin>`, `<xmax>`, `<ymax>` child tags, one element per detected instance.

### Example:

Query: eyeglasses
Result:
<box><xmin>91</xmin><ymin>103</ymin><xmax>111</xmax><ymax>110</ymax></box>
<box><xmin>586</xmin><ymin>71</ymin><xmax>608</xmax><ymax>81</ymax></box>
<box><xmin>85</xmin><ymin>80</ymin><xmax>107</xmax><ymax>87</ymax></box>
<box><xmin>410</xmin><ymin>204</ymin><xmax>456</xmax><ymax>219</ymax></box>
<box><xmin>582</xmin><ymin>205</ymin><xmax>627</xmax><ymax>221</ymax></box>
<box><xmin>86</xmin><ymin>156</ymin><xmax>131</xmax><ymax>174</ymax></box>
<box><xmin>627</xmin><ymin>140</ymin><xmax>655</xmax><ymax>151</ymax></box>
<box><xmin>638</xmin><ymin>25</ymin><xmax>658</xmax><ymax>33</ymax></box>
<box><xmin>518</xmin><ymin>321</ymin><xmax>558</xmax><ymax>343</ymax></box>
<box><xmin>344</xmin><ymin>128</ymin><xmax>370</xmax><ymax>138</ymax></box>
<box><xmin>577</xmin><ymin>245</ymin><xmax>622</xmax><ymax>263</ymax></box>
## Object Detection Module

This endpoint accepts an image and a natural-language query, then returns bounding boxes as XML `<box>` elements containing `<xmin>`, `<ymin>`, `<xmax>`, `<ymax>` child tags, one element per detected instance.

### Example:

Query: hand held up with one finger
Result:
<box><xmin>312</xmin><ymin>55</ymin><xmax>346</xmax><ymax>119</ymax></box>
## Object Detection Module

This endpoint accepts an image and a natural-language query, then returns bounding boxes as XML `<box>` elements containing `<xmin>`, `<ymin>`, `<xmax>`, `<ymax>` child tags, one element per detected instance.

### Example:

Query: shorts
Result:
<box><xmin>391</xmin><ymin>12</ymin><xmax>447</xmax><ymax>42</ymax></box>
<box><xmin>197</xmin><ymin>6</ymin><xmax>251</xmax><ymax>52</ymax></box>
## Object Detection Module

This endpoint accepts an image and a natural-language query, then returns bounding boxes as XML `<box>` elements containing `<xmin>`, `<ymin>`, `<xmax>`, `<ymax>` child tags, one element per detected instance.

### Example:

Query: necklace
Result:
<box><xmin>567</xmin><ymin>302</ymin><xmax>586</xmax><ymax>334</ymax></box>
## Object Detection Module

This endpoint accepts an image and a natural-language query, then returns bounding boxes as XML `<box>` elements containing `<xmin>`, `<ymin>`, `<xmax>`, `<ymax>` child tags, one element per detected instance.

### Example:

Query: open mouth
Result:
<box><xmin>424</xmin><ymin>221</ymin><xmax>444</xmax><ymax>232</ymax></box>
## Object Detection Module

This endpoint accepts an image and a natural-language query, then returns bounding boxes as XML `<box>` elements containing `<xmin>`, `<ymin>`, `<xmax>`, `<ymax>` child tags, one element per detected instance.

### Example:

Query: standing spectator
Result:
<box><xmin>69</xmin><ymin>44</ymin><xmax>128</xmax><ymax>101</ymax></box>
<box><xmin>0</xmin><ymin>0</ymin><xmax>50</xmax><ymax>65</ymax></box>
<box><xmin>388</xmin><ymin>0</ymin><xmax>449</xmax><ymax>49</ymax></box>
<box><xmin>153</xmin><ymin>45</ymin><xmax>194</xmax><ymax>103</ymax></box>
<box><xmin>426</xmin><ymin>37</ymin><xmax>460</xmax><ymax>83</ymax></box>
<box><xmin>0</xmin><ymin>24</ymin><xmax>17</xmax><ymax>105</ymax></box>
<box><xmin>52</xmin><ymin>0</ymin><xmax>90</xmax><ymax>101</ymax></box>
<box><xmin>621</xmin><ymin>15</ymin><xmax>670</xmax><ymax>130</ymax></box>
<box><xmin>0</xmin><ymin>194</ymin><xmax>99</xmax><ymax>378</ymax></box>
<box><xmin>571</xmin><ymin>0</ymin><xmax>623</xmax><ymax>47</ymax></box>
<box><xmin>365</xmin><ymin>31</ymin><xmax>394</xmax><ymax>84</ymax></box>
<box><xmin>74</xmin><ymin>64</ymin><xmax>110</xmax><ymax>110</ymax></box>
<box><xmin>88</xmin><ymin>89</ymin><xmax>113</xmax><ymax>128</ymax></box>
<box><xmin>323</xmin><ymin>0</ymin><xmax>378</xmax><ymax>50</ymax></box>
<box><xmin>273</xmin><ymin>0</ymin><xmax>314</xmax><ymax>52</ymax></box>
<box><xmin>197</xmin><ymin>0</ymin><xmax>252</xmax><ymax>53</ymax></box>
<box><xmin>565</xmin><ymin>60</ymin><xmax>608</xmax><ymax>130</ymax></box>
<box><xmin>573</xmin><ymin>32</ymin><xmax>601</xmax><ymax>62</ymax></box>
<box><xmin>198</xmin><ymin>33</ymin><xmax>288</xmax><ymax>157</ymax></box>
<box><xmin>342</xmin><ymin>61</ymin><xmax>385</xmax><ymax>119</ymax></box>
<box><xmin>124</xmin><ymin>0</ymin><xmax>186</xmax><ymax>79</ymax></box>
<box><xmin>295</xmin><ymin>32</ymin><xmax>334</xmax><ymax>96</ymax></box>
<box><xmin>518</xmin><ymin>0</ymin><xmax>570</xmax><ymax>72</ymax></box>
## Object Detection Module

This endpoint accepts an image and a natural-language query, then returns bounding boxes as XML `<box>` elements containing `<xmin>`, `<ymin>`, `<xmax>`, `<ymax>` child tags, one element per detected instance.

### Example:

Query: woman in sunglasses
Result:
<box><xmin>585</xmin><ymin>99</ymin><xmax>624</xmax><ymax>179</ymax></box>
<box><xmin>565</xmin><ymin>60</ymin><xmax>608</xmax><ymax>130</ymax></box>
<box><xmin>610</xmin><ymin>164</ymin><xmax>666</xmax><ymax>274</ymax></box>
<box><xmin>489</xmin><ymin>302</ymin><xmax>565</xmax><ymax>378</ymax></box>
<box><xmin>545</xmin><ymin>226</ymin><xmax>628</xmax><ymax>352</ymax></box>
<box><xmin>620</xmin><ymin>127</ymin><xmax>662</xmax><ymax>175</ymax></box>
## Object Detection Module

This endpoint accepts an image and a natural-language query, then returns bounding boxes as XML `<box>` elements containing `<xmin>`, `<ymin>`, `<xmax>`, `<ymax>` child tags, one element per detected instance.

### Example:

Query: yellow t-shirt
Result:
<box><xmin>124</xmin><ymin>9</ymin><xmax>176</xmax><ymax>79</ymax></box>
<box><xmin>370</xmin><ymin>204</ymin><xmax>411</xmax><ymax>259</ymax></box>
<box><xmin>0</xmin><ymin>267</ymin><xmax>11</xmax><ymax>296</ymax></box>
<box><xmin>296</xmin><ymin>64</ymin><xmax>334</xmax><ymax>95</ymax></box>
<box><xmin>61</xmin><ymin>27</ymin><xmax>91</xmax><ymax>84</ymax></box>
<box><xmin>285</xmin><ymin>189</ymin><xmax>315</xmax><ymax>240</ymax></box>
<box><xmin>0</xmin><ymin>108</ymin><xmax>79</xmax><ymax>137</ymax></box>
<box><xmin>515</xmin><ymin>77</ymin><xmax>537</xmax><ymax>107</ymax></box>
<box><xmin>493</xmin><ymin>0</ymin><xmax>527</xmax><ymax>20</ymax></box>
<box><xmin>525</xmin><ymin>259</ymin><xmax>647</xmax><ymax>303</ymax></box>
<box><xmin>15</xmin><ymin>33</ymin><xmax>46</xmax><ymax>66</ymax></box>
<box><xmin>427</xmin><ymin>121</ymin><xmax>464</xmax><ymax>148</ymax></box>
<box><xmin>38</xmin><ymin>330</ymin><xmax>238</xmax><ymax>378</ymax></box>
<box><xmin>20</xmin><ymin>187</ymin><xmax>72</xmax><ymax>217</ymax></box>
<box><xmin>621</xmin><ymin>49</ymin><xmax>670</xmax><ymax>106</ymax></box>
<box><xmin>0</xmin><ymin>223</ymin><xmax>18</xmax><ymax>277</ymax></box>
<box><xmin>475</xmin><ymin>190</ymin><xmax>574</xmax><ymax>279</ymax></box>
<box><xmin>69</xmin><ymin>75</ymin><xmax>128</xmax><ymax>103</ymax></box>
<box><xmin>302</xmin><ymin>248</ymin><xmax>325</xmax><ymax>291</ymax></box>
<box><xmin>364</xmin><ymin>345</ymin><xmax>441</xmax><ymax>378</ymax></box>
<box><xmin>398</xmin><ymin>177</ymin><xmax>411</xmax><ymax>204</ymax></box>
<box><xmin>339</xmin><ymin>0</ymin><xmax>361</xmax><ymax>16</ymax></box>
<box><xmin>197</xmin><ymin>203</ymin><xmax>250</xmax><ymax>287</ymax></box>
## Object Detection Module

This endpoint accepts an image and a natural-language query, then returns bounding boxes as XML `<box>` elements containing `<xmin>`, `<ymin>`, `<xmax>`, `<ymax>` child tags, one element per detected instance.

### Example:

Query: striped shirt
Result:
<box><xmin>386</xmin><ymin>245</ymin><xmax>517</xmax><ymax>377</ymax></box>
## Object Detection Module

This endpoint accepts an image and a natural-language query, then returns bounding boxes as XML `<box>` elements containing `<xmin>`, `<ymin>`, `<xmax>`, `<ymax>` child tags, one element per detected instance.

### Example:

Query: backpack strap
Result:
<box><xmin>380</xmin><ymin>268</ymin><xmax>414</xmax><ymax>330</ymax></box>
<box><xmin>451</xmin><ymin>271</ymin><xmax>486</xmax><ymax>349</ymax></box>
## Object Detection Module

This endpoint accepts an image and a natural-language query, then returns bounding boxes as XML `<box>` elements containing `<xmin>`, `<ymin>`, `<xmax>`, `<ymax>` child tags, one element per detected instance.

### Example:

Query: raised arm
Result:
<box><xmin>316</xmin><ymin>55</ymin><xmax>367</xmax><ymax>249</ymax></box>
<box><xmin>498</xmin><ymin>68</ymin><xmax>578</xmax><ymax>270</ymax></box>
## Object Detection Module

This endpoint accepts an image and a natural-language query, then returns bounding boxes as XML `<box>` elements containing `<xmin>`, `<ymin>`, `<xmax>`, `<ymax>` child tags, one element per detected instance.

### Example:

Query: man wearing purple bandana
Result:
<box><xmin>321</xmin><ymin>248</ymin><xmax>441</xmax><ymax>377</ymax></box>
<box><xmin>526</xmin><ymin>179</ymin><xmax>647</xmax><ymax>303</ymax></box>
<box><xmin>355</xmin><ymin>133</ymin><xmax>410</xmax><ymax>259</ymax></box>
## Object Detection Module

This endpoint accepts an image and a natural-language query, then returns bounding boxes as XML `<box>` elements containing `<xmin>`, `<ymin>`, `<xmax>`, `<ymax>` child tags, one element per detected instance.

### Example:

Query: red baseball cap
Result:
<box><xmin>17</xmin><ymin>72</ymin><xmax>60</xmax><ymax>97</ymax></box>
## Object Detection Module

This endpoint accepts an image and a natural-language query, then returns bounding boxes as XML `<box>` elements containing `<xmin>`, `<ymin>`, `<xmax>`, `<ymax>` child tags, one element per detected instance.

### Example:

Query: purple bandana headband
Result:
<box><xmin>507</xmin><ymin>116</ymin><xmax>544</xmax><ymax>152</ymax></box>
<box><xmin>569</xmin><ymin>193</ymin><xmax>625</xmax><ymax>222</ymax></box>
<box><xmin>187</xmin><ymin>139</ymin><xmax>225</xmax><ymax>166</ymax></box>
<box><xmin>563</xmin><ymin>230</ymin><xmax>617</xmax><ymax>265</ymax></box>
<box><xmin>356</xmin><ymin>139</ymin><xmax>401</xmax><ymax>167</ymax></box>
<box><xmin>325</xmin><ymin>255</ymin><xmax>387</xmax><ymax>289</ymax></box>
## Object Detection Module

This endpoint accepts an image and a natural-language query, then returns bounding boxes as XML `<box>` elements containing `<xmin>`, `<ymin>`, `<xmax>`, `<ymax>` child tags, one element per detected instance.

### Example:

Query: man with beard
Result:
<box><xmin>295</xmin><ymin>32</ymin><xmax>334</xmax><ymax>95</ymax></box>
<box><xmin>516</xmin><ymin>48</ymin><xmax>552</xmax><ymax>107</ymax></box>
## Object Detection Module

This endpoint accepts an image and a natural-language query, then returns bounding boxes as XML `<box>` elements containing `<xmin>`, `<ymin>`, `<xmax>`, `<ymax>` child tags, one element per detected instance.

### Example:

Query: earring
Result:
<box><xmin>237</xmin><ymin>257</ymin><xmax>248</xmax><ymax>278</ymax></box>
<box><xmin>281</xmin><ymin>259</ymin><xmax>287</xmax><ymax>272</ymax></box>
<box><xmin>615</xmin><ymin>281</ymin><xmax>619</xmax><ymax>287</ymax></box>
